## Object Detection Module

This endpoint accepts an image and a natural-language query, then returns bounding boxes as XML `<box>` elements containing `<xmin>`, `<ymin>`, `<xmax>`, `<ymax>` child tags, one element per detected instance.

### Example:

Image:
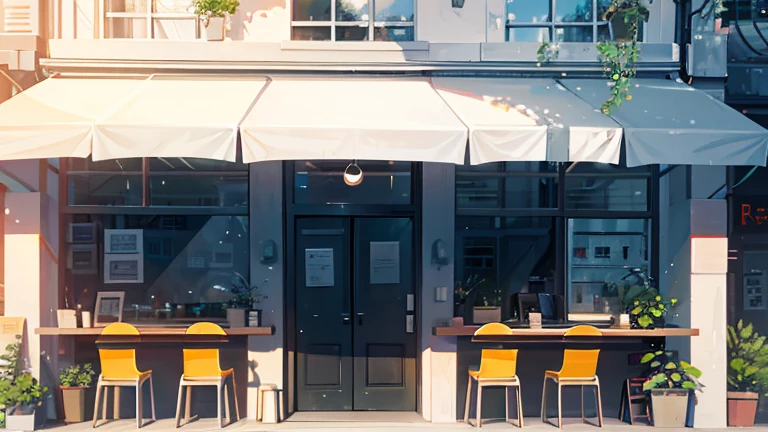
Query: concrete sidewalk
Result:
<box><xmin>35</xmin><ymin>416</ymin><xmax>767</xmax><ymax>432</ymax></box>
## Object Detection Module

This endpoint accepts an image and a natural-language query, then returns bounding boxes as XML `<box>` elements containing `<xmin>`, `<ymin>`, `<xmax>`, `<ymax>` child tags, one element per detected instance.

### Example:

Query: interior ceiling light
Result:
<box><xmin>344</xmin><ymin>161</ymin><xmax>364</xmax><ymax>186</ymax></box>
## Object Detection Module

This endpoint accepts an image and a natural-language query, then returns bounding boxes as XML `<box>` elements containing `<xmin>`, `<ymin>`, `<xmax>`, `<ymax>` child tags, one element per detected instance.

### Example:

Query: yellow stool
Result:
<box><xmin>92</xmin><ymin>323</ymin><xmax>156</xmax><ymax>429</ymax></box>
<box><xmin>541</xmin><ymin>325</ymin><xmax>603</xmax><ymax>428</ymax></box>
<box><xmin>464</xmin><ymin>323</ymin><xmax>523</xmax><ymax>428</ymax></box>
<box><xmin>175</xmin><ymin>322</ymin><xmax>240</xmax><ymax>428</ymax></box>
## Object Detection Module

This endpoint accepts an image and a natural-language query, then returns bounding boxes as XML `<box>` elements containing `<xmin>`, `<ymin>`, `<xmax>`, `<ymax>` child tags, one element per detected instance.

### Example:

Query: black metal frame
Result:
<box><xmin>283</xmin><ymin>161</ymin><xmax>423</xmax><ymax>414</ymax></box>
<box><xmin>454</xmin><ymin>162</ymin><xmax>659</xmax><ymax>305</ymax></box>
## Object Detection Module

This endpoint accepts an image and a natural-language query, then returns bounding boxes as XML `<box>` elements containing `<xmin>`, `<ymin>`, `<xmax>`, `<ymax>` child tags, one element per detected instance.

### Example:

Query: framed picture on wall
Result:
<box><xmin>94</xmin><ymin>291</ymin><xmax>125</xmax><ymax>327</ymax></box>
<box><xmin>104</xmin><ymin>254</ymin><xmax>144</xmax><ymax>284</ymax></box>
<box><xmin>104</xmin><ymin>229</ymin><xmax>143</xmax><ymax>254</ymax></box>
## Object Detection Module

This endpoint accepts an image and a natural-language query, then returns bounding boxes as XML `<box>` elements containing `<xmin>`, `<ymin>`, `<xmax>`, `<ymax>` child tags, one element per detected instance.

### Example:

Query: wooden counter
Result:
<box><xmin>434</xmin><ymin>326</ymin><xmax>699</xmax><ymax>337</ymax></box>
<box><xmin>35</xmin><ymin>326</ymin><xmax>274</xmax><ymax>336</ymax></box>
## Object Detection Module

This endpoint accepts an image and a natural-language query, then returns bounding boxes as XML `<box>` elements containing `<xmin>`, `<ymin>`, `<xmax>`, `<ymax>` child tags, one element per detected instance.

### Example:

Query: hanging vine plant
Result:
<box><xmin>537</xmin><ymin>0</ymin><xmax>653</xmax><ymax>115</ymax></box>
<box><xmin>596</xmin><ymin>0</ymin><xmax>652</xmax><ymax>114</ymax></box>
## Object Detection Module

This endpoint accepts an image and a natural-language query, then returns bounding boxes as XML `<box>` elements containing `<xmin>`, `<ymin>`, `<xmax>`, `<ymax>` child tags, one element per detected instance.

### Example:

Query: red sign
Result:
<box><xmin>741</xmin><ymin>204</ymin><xmax>768</xmax><ymax>226</ymax></box>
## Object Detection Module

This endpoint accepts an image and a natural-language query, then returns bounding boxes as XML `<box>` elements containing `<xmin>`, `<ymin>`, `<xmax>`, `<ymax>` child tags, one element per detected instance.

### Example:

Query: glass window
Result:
<box><xmin>565</xmin><ymin>163</ymin><xmax>651</xmax><ymax>211</ymax></box>
<box><xmin>506</xmin><ymin>0</ymin><xmax>621</xmax><ymax>43</ymax></box>
<box><xmin>292</xmin><ymin>160</ymin><xmax>412</xmax><ymax>205</ymax></box>
<box><xmin>456</xmin><ymin>162</ymin><xmax>558</xmax><ymax>209</ymax></box>
<box><xmin>292</xmin><ymin>0</ymin><xmax>414</xmax><ymax>41</ymax></box>
<box><xmin>66</xmin><ymin>213</ymin><xmax>250</xmax><ymax>325</ymax></box>
<box><xmin>148</xmin><ymin>158</ymin><xmax>248</xmax><ymax>207</ymax></box>
<box><xmin>455</xmin><ymin>216</ymin><xmax>557</xmax><ymax>317</ymax></box>
<box><xmin>567</xmin><ymin>218</ymin><xmax>650</xmax><ymax>315</ymax></box>
<box><xmin>68</xmin><ymin>158</ymin><xmax>143</xmax><ymax>206</ymax></box>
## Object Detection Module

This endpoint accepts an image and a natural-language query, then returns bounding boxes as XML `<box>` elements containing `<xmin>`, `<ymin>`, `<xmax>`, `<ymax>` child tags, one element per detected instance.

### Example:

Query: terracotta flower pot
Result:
<box><xmin>61</xmin><ymin>386</ymin><xmax>87</xmax><ymax>423</ymax></box>
<box><xmin>728</xmin><ymin>391</ymin><xmax>759</xmax><ymax>427</ymax></box>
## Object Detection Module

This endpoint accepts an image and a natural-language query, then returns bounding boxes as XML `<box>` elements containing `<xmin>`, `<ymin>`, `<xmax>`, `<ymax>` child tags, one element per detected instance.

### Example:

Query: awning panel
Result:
<box><xmin>432</xmin><ymin>77</ymin><xmax>623</xmax><ymax>165</ymax></box>
<box><xmin>93</xmin><ymin>77</ymin><xmax>268</xmax><ymax>162</ymax></box>
<box><xmin>239</xmin><ymin>77</ymin><xmax>468</xmax><ymax>164</ymax></box>
<box><xmin>0</xmin><ymin>78</ymin><xmax>144</xmax><ymax>160</ymax></box>
<box><xmin>560</xmin><ymin>78</ymin><xmax>768</xmax><ymax>167</ymax></box>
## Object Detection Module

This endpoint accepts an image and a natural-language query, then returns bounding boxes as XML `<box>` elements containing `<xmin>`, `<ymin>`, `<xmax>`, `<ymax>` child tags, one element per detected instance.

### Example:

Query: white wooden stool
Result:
<box><xmin>257</xmin><ymin>384</ymin><xmax>282</xmax><ymax>424</ymax></box>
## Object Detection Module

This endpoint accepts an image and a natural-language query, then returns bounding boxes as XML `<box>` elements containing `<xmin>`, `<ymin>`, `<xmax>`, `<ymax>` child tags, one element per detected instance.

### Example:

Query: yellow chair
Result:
<box><xmin>93</xmin><ymin>322</ymin><xmax>156</xmax><ymax>429</ymax></box>
<box><xmin>175</xmin><ymin>322</ymin><xmax>240</xmax><ymax>428</ymax></box>
<box><xmin>463</xmin><ymin>323</ymin><xmax>523</xmax><ymax>429</ymax></box>
<box><xmin>541</xmin><ymin>325</ymin><xmax>603</xmax><ymax>428</ymax></box>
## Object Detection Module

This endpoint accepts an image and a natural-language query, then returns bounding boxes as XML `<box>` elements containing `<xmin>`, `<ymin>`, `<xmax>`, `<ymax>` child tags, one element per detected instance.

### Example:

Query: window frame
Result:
<box><xmin>101</xmin><ymin>0</ymin><xmax>199</xmax><ymax>39</ymax></box>
<box><xmin>291</xmin><ymin>0</ymin><xmax>415</xmax><ymax>41</ymax></box>
<box><xmin>504</xmin><ymin>0</ymin><xmax>644</xmax><ymax>43</ymax></box>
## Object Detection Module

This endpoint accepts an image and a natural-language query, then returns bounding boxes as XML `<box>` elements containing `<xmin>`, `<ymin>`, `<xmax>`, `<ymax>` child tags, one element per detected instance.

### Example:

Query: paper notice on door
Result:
<box><xmin>370</xmin><ymin>241</ymin><xmax>400</xmax><ymax>285</ymax></box>
<box><xmin>305</xmin><ymin>248</ymin><xmax>334</xmax><ymax>287</ymax></box>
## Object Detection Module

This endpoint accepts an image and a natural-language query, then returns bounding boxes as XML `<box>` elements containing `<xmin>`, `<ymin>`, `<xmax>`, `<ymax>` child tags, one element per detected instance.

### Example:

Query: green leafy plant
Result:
<box><xmin>59</xmin><ymin>364</ymin><xmax>95</xmax><ymax>388</ymax></box>
<box><xmin>641</xmin><ymin>350</ymin><xmax>703</xmax><ymax>392</ymax></box>
<box><xmin>628</xmin><ymin>288</ymin><xmax>677</xmax><ymax>329</ymax></box>
<box><xmin>727</xmin><ymin>320</ymin><xmax>768</xmax><ymax>395</ymax></box>
<box><xmin>225</xmin><ymin>272</ymin><xmax>266</xmax><ymax>309</ymax></box>
<box><xmin>537</xmin><ymin>42</ymin><xmax>560</xmax><ymax>64</ymax></box>
<box><xmin>0</xmin><ymin>373</ymin><xmax>48</xmax><ymax>415</ymax></box>
<box><xmin>0</xmin><ymin>336</ymin><xmax>21</xmax><ymax>379</ymax></box>
<box><xmin>192</xmin><ymin>0</ymin><xmax>239</xmax><ymax>26</ymax></box>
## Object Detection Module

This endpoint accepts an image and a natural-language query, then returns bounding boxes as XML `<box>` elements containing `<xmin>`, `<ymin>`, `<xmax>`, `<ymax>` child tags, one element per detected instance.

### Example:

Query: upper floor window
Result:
<box><xmin>292</xmin><ymin>0</ymin><xmax>414</xmax><ymax>41</ymax></box>
<box><xmin>506</xmin><ymin>0</ymin><xmax>644</xmax><ymax>43</ymax></box>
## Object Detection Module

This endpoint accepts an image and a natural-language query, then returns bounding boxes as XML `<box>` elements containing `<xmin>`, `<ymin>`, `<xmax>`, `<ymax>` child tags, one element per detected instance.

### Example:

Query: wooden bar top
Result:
<box><xmin>434</xmin><ymin>326</ymin><xmax>699</xmax><ymax>337</ymax></box>
<box><xmin>35</xmin><ymin>326</ymin><xmax>274</xmax><ymax>336</ymax></box>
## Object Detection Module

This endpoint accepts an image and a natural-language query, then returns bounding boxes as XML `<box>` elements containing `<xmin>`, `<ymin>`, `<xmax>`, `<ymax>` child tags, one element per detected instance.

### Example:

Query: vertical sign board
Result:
<box><xmin>305</xmin><ymin>248</ymin><xmax>334</xmax><ymax>287</ymax></box>
<box><xmin>370</xmin><ymin>241</ymin><xmax>400</xmax><ymax>285</ymax></box>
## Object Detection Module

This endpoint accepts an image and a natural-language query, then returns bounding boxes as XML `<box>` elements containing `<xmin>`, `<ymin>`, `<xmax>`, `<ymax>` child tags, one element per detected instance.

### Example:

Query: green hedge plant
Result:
<box><xmin>59</xmin><ymin>364</ymin><xmax>95</xmax><ymax>389</ymax></box>
<box><xmin>727</xmin><ymin>320</ymin><xmax>768</xmax><ymax>395</ymax></box>
<box><xmin>641</xmin><ymin>350</ymin><xmax>703</xmax><ymax>392</ymax></box>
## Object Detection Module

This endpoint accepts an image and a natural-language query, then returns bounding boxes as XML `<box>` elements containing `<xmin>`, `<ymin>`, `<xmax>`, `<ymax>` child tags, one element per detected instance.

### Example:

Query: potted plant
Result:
<box><xmin>225</xmin><ymin>272</ymin><xmax>266</xmax><ymax>328</ymax></box>
<box><xmin>453</xmin><ymin>275</ymin><xmax>485</xmax><ymax>323</ymax></box>
<box><xmin>641</xmin><ymin>350</ymin><xmax>703</xmax><ymax>427</ymax></box>
<box><xmin>0</xmin><ymin>372</ymin><xmax>49</xmax><ymax>431</ymax></box>
<box><xmin>603</xmin><ymin>0</ymin><xmax>652</xmax><ymax>42</ymax></box>
<box><xmin>616</xmin><ymin>271</ymin><xmax>678</xmax><ymax>329</ymax></box>
<box><xmin>59</xmin><ymin>363</ymin><xmax>95</xmax><ymax>423</ymax></box>
<box><xmin>192</xmin><ymin>0</ymin><xmax>239</xmax><ymax>41</ymax></box>
<box><xmin>726</xmin><ymin>320</ymin><xmax>768</xmax><ymax>427</ymax></box>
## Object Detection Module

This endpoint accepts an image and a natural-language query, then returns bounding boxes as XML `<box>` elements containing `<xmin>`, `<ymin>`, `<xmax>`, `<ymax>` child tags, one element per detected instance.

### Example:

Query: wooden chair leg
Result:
<box><xmin>217</xmin><ymin>382</ymin><xmax>224</xmax><ymax>429</ymax></box>
<box><xmin>136</xmin><ymin>382</ymin><xmax>143</xmax><ymax>429</ymax></box>
<box><xmin>476</xmin><ymin>384</ymin><xmax>482</xmax><ymax>429</ymax></box>
<box><xmin>102</xmin><ymin>386</ymin><xmax>109</xmax><ymax>422</ymax></box>
<box><xmin>149</xmin><ymin>375</ymin><xmax>156</xmax><ymax>422</ymax></box>
<box><xmin>463</xmin><ymin>376</ymin><xmax>472</xmax><ymax>423</ymax></box>
<box><xmin>517</xmin><ymin>385</ymin><xmax>524</xmax><ymax>428</ymax></box>
<box><xmin>185</xmin><ymin>387</ymin><xmax>192</xmax><ymax>422</ymax></box>
<box><xmin>505</xmin><ymin>386</ymin><xmax>509</xmax><ymax>423</ymax></box>
<box><xmin>557</xmin><ymin>383</ymin><xmax>563</xmax><ymax>429</ymax></box>
<box><xmin>92</xmin><ymin>382</ymin><xmax>103</xmax><ymax>428</ymax></box>
<box><xmin>596</xmin><ymin>381</ymin><xmax>604</xmax><ymax>427</ymax></box>
<box><xmin>581</xmin><ymin>385</ymin><xmax>586</xmax><ymax>423</ymax></box>
<box><xmin>224</xmin><ymin>382</ymin><xmax>231</xmax><ymax>424</ymax></box>
<box><xmin>175</xmin><ymin>381</ymin><xmax>184</xmax><ymax>428</ymax></box>
<box><xmin>232</xmin><ymin>375</ymin><xmax>240</xmax><ymax>421</ymax></box>
<box><xmin>541</xmin><ymin>378</ymin><xmax>547</xmax><ymax>424</ymax></box>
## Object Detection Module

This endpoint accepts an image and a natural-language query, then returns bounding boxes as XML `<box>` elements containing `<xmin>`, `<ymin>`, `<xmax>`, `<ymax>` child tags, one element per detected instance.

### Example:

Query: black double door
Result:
<box><xmin>296</xmin><ymin>217</ymin><xmax>416</xmax><ymax>411</ymax></box>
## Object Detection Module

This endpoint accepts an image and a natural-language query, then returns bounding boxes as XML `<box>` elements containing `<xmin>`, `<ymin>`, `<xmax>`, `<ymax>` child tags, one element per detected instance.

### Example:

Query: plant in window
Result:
<box><xmin>537</xmin><ymin>42</ymin><xmax>560</xmax><ymax>64</ymax></box>
<box><xmin>225</xmin><ymin>272</ymin><xmax>266</xmax><ymax>309</ymax></box>
<box><xmin>192</xmin><ymin>0</ymin><xmax>239</xmax><ymax>39</ymax></box>
<box><xmin>627</xmin><ymin>287</ymin><xmax>677</xmax><ymax>329</ymax></box>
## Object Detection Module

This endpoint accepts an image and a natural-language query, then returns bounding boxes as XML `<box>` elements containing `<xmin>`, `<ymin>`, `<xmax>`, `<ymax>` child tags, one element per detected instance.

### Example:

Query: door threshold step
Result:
<box><xmin>286</xmin><ymin>412</ymin><xmax>425</xmax><ymax>423</ymax></box>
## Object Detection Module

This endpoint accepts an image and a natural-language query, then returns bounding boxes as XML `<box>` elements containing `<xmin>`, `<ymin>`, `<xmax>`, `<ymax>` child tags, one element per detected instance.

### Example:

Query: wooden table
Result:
<box><xmin>35</xmin><ymin>326</ymin><xmax>273</xmax><ymax>336</ymax></box>
<box><xmin>434</xmin><ymin>326</ymin><xmax>699</xmax><ymax>337</ymax></box>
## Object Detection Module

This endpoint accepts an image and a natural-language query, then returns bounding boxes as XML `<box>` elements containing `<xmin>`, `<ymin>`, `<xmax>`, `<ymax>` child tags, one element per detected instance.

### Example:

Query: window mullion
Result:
<box><xmin>142</xmin><ymin>157</ymin><xmax>150</xmax><ymax>207</ymax></box>
<box><xmin>369</xmin><ymin>0</ymin><xmax>375</xmax><ymax>40</ymax></box>
<box><xmin>331</xmin><ymin>0</ymin><xmax>337</xmax><ymax>40</ymax></box>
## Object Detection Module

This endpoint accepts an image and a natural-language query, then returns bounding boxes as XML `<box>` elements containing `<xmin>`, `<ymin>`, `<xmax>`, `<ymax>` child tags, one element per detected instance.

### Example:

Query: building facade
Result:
<box><xmin>0</xmin><ymin>0</ymin><xmax>758</xmax><ymax>428</ymax></box>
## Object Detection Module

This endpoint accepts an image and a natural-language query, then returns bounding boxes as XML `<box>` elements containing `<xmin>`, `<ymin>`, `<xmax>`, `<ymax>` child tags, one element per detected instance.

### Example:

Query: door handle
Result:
<box><xmin>342</xmin><ymin>313</ymin><xmax>351</xmax><ymax>325</ymax></box>
<box><xmin>357</xmin><ymin>313</ymin><xmax>364</xmax><ymax>325</ymax></box>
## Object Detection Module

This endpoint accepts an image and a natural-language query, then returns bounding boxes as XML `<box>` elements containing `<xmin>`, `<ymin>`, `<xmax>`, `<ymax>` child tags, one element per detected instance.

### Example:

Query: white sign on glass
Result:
<box><xmin>305</xmin><ymin>248</ymin><xmax>334</xmax><ymax>287</ymax></box>
<box><xmin>370</xmin><ymin>241</ymin><xmax>400</xmax><ymax>285</ymax></box>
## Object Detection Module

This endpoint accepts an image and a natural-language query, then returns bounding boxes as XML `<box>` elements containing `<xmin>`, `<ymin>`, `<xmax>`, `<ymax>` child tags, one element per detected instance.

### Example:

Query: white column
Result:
<box><xmin>420</xmin><ymin>163</ymin><xmax>456</xmax><ymax>422</ymax></box>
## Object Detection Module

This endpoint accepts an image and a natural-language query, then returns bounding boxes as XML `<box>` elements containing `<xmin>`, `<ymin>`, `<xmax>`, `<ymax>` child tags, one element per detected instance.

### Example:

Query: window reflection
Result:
<box><xmin>67</xmin><ymin>214</ymin><xmax>250</xmax><ymax>325</ymax></box>
<box><xmin>554</xmin><ymin>0</ymin><xmax>592</xmax><ymax>22</ymax></box>
<box><xmin>293</xmin><ymin>160</ymin><xmax>412</xmax><ymax>205</ymax></box>
<box><xmin>336</xmin><ymin>26</ymin><xmax>368</xmax><ymax>40</ymax></box>
<box><xmin>555</xmin><ymin>26</ymin><xmax>593</xmax><ymax>42</ymax></box>
<box><xmin>149</xmin><ymin>158</ymin><xmax>247</xmax><ymax>207</ymax></box>
<box><xmin>374</xmin><ymin>0</ymin><xmax>414</xmax><ymax>22</ymax></box>
<box><xmin>506</xmin><ymin>0</ymin><xmax>550</xmax><ymax>23</ymax></box>
<box><xmin>337</xmin><ymin>0</ymin><xmax>367</xmax><ymax>21</ymax></box>
<box><xmin>374</xmin><ymin>26</ymin><xmax>413</xmax><ymax>41</ymax></box>
<box><xmin>293</xmin><ymin>0</ymin><xmax>331</xmax><ymax>21</ymax></box>
<box><xmin>292</xmin><ymin>26</ymin><xmax>331</xmax><ymax>40</ymax></box>
<box><xmin>508</xmin><ymin>27</ymin><xmax>550</xmax><ymax>42</ymax></box>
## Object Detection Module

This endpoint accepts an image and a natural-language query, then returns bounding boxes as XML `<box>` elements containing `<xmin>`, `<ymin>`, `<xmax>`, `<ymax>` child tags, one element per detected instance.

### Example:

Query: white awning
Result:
<box><xmin>0</xmin><ymin>75</ymin><xmax>268</xmax><ymax>162</ymax></box>
<box><xmin>432</xmin><ymin>77</ymin><xmax>623</xmax><ymax>165</ymax></box>
<box><xmin>0</xmin><ymin>77</ymin><xmax>144</xmax><ymax>160</ymax></box>
<box><xmin>93</xmin><ymin>76</ymin><xmax>268</xmax><ymax>162</ymax></box>
<box><xmin>239</xmin><ymin>77</ymin><xmax>469</xmax><ymax>164</ymax></box>
<box><xmin>559</xmin><ymin>78</ymin><xmax>768</xmax><ymax>167</ymax></box>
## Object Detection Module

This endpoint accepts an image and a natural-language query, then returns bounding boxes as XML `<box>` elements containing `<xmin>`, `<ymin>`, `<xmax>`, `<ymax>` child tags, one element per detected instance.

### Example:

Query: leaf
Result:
<box><xmin>651</xmin><ymin>361</ymin><xmax>661</xmax><ymax>368</ymax></box>
<box><xmin>731</xmin><ymin>358</ymin><xmax>746</xmax><ymax>372</ymax></box>
<box><xmin>665</xmin><ymin>362</ymin><xmax>678</xmax><ymax>370</ymax></box>
<box><xmin>640</xmin><ymin>352</ymin><xmax>655</xmax><ymax>364</ymax></box>
<box><xmin>682</xmin><ymin>381</ymin><xmax>697</xmax><ymax>389</ymax></box>
<box><xmin>684</xmin><ymin>365</ymin><xmax>703</xmax><ymax>379</ymax></box>
<box><xmin>638</xmin><ymin>315</ymin><xmax>653</xmax><ymax>328</ymax></box>
<box><xmin>745</xmin><ymin>366</ymin><xmax>760</xmax><ymax>377</ymax></box>
<box><xmin>670</xmin><ymin>372</ymin><xmax>682</xmax><ymax>382</ymax></box>
<box><xmin>742</xmin><ymin>323</ymin><xmax>754</xmax><ymax>340</ymax></box>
